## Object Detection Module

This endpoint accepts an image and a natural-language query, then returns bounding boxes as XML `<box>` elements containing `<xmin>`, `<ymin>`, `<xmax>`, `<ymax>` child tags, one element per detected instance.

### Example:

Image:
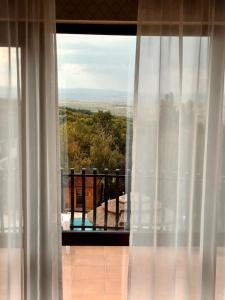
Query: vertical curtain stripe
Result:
<box><xmin>129</xmin><ymin>1</ymin><xmax>225</xmax><ymax>299</ymax></box>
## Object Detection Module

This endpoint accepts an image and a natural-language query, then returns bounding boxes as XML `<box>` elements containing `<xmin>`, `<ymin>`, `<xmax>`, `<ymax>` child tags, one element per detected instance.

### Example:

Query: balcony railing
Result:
<box><xmin>61</xmin><ymin>168</ymin><xmax>131</xmax><ymax>232</ymax></box>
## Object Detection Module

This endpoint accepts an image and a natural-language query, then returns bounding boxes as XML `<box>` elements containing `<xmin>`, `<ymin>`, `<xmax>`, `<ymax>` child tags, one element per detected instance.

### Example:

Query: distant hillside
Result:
<box><xmin>59</xmin><ymin>99</ymin><xmax>133</xmax><ymax>117</ymax></box>
<box><xmin>58</xmin><ymin>88</ymin><xmax>132</xmax><ymax>104</ymax></box>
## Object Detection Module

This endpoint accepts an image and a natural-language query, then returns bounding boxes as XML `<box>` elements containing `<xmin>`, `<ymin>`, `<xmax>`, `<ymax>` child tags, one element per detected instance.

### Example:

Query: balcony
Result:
<box><xmin>61</xmin><ymin>168</ymin><xmax>131</xmax><ymax>246</ymax></box>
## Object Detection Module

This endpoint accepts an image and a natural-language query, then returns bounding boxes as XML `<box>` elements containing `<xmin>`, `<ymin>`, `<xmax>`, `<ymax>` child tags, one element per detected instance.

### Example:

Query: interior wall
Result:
<box><xmin>56</xmin><ymin>0</ymin><xmax>138</xmax><ymax>22</ymax></box>
<box><xmin>56</xmin><ymin>0</ymin><xmax>225</xmax><ymax>23</ymax></box>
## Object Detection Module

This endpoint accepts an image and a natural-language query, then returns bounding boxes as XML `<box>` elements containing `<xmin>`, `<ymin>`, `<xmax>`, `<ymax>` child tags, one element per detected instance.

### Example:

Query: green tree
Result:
<box><xmin>59</xmin><ymin>107</ymin><xmax>127</xmax><ymax>172</ymax></box>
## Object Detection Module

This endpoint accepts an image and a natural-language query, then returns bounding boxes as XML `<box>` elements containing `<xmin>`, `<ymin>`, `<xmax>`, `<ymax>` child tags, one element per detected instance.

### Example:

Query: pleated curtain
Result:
<box><xmin>0</xmin><ymin>0</ymin><xmax>62</xmax><ymax>299</ymax></box>
<box><xmin>129</xmin><ymin>0</ymin><xmax>225</xmax><ymax>299</ymax></box>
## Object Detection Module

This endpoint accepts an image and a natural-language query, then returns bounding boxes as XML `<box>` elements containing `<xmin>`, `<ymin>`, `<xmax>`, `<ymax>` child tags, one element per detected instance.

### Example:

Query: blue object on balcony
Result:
<box><xmin>72</xmin><ymin>217</ymin><xmax>94</xmax><ymax>231</ymax></box>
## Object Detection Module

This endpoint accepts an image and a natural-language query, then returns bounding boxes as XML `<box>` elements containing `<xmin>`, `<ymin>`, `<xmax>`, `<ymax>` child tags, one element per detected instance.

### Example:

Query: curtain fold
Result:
<box><xmin>0</xmin><ymin>0</ymin><xmax>62</xmax><ymax>299</ymax></box>
<box><xmin>129</xmin><ymin>0</ymin><xmax>225</xmax><ymax>299</ymax></box>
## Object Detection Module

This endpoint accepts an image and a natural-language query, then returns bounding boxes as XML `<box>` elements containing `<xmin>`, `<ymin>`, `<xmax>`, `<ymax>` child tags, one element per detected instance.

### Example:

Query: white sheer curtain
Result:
<box><xmin>129</xmin><ymin>0</ymin><xmax>225</xmax><ymax>299</ymax></box>
<box><xmin>0</xmin><ymin>0</ymin><xmax>61</xmax><ymax>299</ymax></box>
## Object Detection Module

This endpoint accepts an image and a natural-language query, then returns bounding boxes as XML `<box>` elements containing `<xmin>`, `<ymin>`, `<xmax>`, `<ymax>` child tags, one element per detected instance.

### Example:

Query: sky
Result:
<box><xmin>56</xmin><ymin>34</ymin><xmax>136</xmax><ymax>94</ymax></box>
<box><xmin>0</xmin><ymin>35</ymin><xmax>136</xmax><ymax>100</ymax></box>
<box><xmin>0</xmin><ymin>35</ymin><xmax>209</xmax><ymax>102</ymax></box>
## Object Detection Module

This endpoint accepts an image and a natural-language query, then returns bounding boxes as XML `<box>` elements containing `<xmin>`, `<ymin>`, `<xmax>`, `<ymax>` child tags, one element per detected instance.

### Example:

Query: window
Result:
<box><xmin>57</xmin><ymin>34</ymin><xmax>136</xmax><ymax>171</ymax></box>
<box><xmin>57</xmin><ymin>33</ymin><xmax>136</xmax><ymax>233</ymax></box>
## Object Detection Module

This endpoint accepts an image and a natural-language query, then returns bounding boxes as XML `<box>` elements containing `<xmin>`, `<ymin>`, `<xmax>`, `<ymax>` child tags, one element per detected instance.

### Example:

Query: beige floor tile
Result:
<box><xmin>73</xmin><ymin>253</ymin><xmax>106</xmax><ymax>267</ymax></box>
<box><xmin>62</xmin><ymin>246</ymin><xmax>128</xmax><ymax>300</ymax></box>
<box><xmin>71</xmin><ymin>265</ymin><xmax>106</xmax><ymax>280</ymax></box>
<box><xmin>71</xmin><ymin>279</ymin><xmax>105</xmax><ymax>295</ymax></box>
<box><xmin>104</xmin><ymin>246</ymin><xmax>129</xmax><ymax>256</ymax></box>
<box><xmin>69</xmin><ymin>293</ymin><xmax>106</xmax><ymax>300</ymax></box>
<box><xmin>105</xmin><ymin>254</ymin><xmax>129</xmax><ymax>267</ymax></box>
<box><xmin>75</xmin><ymin>246</ymin><xmax>105</xmax><ymax>256</ymax></box>
<box><xmin>104</xmin><ymin>294</ymin><xmax>125</xmax><ymax>300</ymax></box>
<box><xmin>105</xmin><ymin>278</ymin><xmax>126</xmax><ymax>294</ymax></box>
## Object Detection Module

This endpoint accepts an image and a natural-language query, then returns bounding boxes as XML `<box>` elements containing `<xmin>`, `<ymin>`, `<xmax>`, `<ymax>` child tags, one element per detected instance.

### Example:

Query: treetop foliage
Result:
<box><xmin>59</xmin><ymin>107</ymin><xmax>127</xmax><ymax>172</ymax></box>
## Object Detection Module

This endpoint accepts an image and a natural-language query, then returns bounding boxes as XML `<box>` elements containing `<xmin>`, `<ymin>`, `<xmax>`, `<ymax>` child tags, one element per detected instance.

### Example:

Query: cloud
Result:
<box><xmin>57</xmin><ymin>34</ymin><xmax>136</xmax><ymax>92</ymax></box>
<box><xmin>58</xmin><ymin>61</ymin><xmax>133</xmax><ymax>91</ymax></box>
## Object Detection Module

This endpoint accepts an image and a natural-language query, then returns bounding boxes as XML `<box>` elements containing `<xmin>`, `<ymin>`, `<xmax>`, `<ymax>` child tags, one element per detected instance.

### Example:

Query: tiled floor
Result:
<box><xmin>2</xmin><ymin>245</ymin><xmax>225</xmax><ymax>299</ymax></box>
<box><xmin>62</xmin><ymin>246</ymin><xmax>129</xmax><ymax>300</ymax></box>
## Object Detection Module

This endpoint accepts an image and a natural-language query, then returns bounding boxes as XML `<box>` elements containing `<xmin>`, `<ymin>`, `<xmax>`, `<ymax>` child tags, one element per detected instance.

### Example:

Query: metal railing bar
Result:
<box><xmin>115</xmin><ymin>169</ymin><xmax>120</xmax><ymax>230</ymax></box>
<box><xmin>61</xmin><ymin>168</ymin><xmax>131</xmax><ymax>232</ymax></box>
<box><xmin>70</xmin><ymin>168</ymin><xmax>75</xmax><ymax>230</ymax></box>
<box><xmin>104</xmin><ymin>168</ymin><xmax>108</xmax><ymax>231</ymax></box>
<box><xmin>61</xmin><ymin>168</ymin><xmax>64</xmax><ymax>212</ymax></box>
<box><xmin>70</xmin><ymin>225</ymin><xmax>126</xmax><ymax>230</ymax></box>
<box><xmin>126</xmin><ymin>169</ymin><xmax>131</xmax><ymax>230</ymax></box>
<box><xmin>93</xmin><ymin>168</ymin><xmax>97</xmax><ymax>230</ymax></box>
<box><xmin>82</xmin><ymin>168</ymin><xmax>86</xmax><ymax>230</ymax></box>
<box><xmin>63</xmin><ymin>173</ymin><xmax>129</xmax><ymax>178</ymax></box>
